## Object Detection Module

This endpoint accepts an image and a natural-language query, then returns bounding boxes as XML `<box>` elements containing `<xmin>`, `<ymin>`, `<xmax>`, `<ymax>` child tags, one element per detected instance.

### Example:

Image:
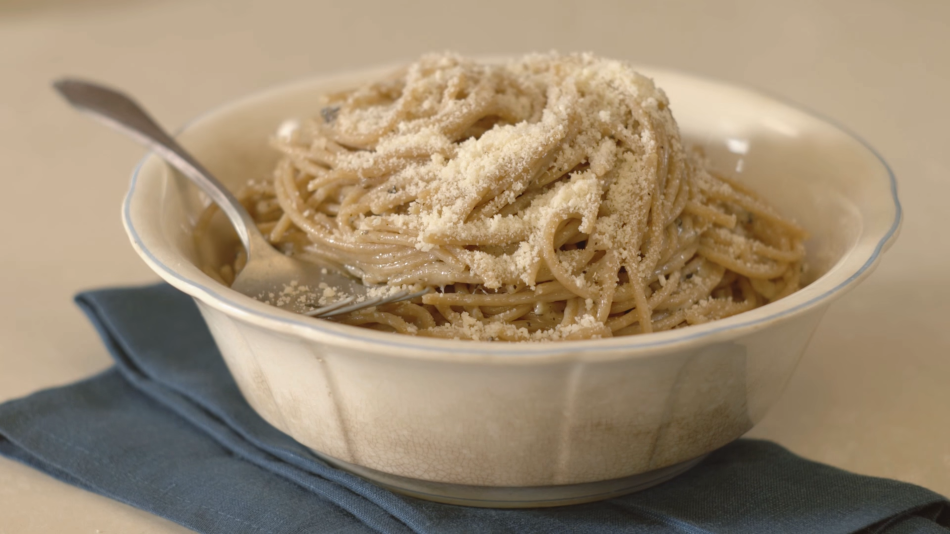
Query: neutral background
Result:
<box><xmin>1</xmin><ymin>0</ymin><xmax>948</xmax><ymax>532</ymax></box>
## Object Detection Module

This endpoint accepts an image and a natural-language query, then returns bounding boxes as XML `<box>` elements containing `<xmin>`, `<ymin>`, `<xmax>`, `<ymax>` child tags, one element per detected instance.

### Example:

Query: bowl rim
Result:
<box><xmin>122</xmin><ymin>60</ymin><xmax>902</xmax><ymax>359</ymax></box>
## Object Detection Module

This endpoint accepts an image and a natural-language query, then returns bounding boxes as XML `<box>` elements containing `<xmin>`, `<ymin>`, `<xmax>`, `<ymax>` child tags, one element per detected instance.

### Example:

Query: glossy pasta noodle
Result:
<box><xmin>197</xmin><ymin>53</ymin><xmax>807</xmax><ymax>341</ymax></box>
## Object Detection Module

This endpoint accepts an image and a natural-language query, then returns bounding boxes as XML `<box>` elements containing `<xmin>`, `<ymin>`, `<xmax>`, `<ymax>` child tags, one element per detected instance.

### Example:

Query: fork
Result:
<box><xmin>54</xmin><ymin>79</ymin><xmax>428</xmax><ymax>318</ymax></box>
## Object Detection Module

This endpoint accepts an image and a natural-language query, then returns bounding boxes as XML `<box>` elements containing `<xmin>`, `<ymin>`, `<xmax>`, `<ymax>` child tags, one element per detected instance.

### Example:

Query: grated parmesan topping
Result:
<box><xmin>335</xmin><ymin>53</ymin><xmax>678</xmax><ymax>298</ymax></box>
<box><xmin>241</xmin><ymin>52</ymin><xmax>806</xmax><ymax>341</ymax></box>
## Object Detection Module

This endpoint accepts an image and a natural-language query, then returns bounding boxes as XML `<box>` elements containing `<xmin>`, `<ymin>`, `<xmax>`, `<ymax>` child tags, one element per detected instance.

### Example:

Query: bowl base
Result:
<box><xmin>310</xmin><ymin>452</ymin><xmax>708</xmax><ymax>508</ymax></box>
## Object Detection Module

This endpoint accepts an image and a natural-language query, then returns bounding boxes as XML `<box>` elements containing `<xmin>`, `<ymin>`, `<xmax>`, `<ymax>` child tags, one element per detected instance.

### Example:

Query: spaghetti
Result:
<box><xmin>198</xmin><ymin>53</ymin><xmax>807</xmax><ymax>341</ymax></box>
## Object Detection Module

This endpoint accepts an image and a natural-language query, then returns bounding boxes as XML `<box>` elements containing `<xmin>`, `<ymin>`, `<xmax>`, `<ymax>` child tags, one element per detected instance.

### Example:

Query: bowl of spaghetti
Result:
<box><xmin>123</xmin><ymin>53</ymin><xmax>900</xmax><ymax>507</ymax></box>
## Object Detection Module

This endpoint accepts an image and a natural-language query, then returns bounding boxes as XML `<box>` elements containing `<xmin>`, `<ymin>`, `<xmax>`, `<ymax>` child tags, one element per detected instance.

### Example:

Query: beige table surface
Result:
<box><xmin>2</xmin><ymin>0</ymin><xmax>949</xmax><ymax>532</ymax></box>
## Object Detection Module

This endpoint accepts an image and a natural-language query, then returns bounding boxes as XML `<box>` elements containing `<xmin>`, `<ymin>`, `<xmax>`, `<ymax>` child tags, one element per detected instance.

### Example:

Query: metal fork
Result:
<box><xmin>54</xmin><ymin>79</ymin><xmax>428</xmax><ymax>318</ymax></box>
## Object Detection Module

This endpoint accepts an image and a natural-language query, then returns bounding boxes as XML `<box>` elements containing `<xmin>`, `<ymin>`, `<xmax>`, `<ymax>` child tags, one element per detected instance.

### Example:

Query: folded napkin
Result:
<box><xmin>0</xmin><ymin>285</ymin><xmax>947</xmax><ymax>534</ymax></box>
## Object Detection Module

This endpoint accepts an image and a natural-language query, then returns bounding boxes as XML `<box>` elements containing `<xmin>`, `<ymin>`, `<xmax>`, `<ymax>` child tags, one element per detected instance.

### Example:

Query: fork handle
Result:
<box><xmin>53</xmin><ymin>78</ymin><xmax>264</xmax><ymax>252</ymax></box>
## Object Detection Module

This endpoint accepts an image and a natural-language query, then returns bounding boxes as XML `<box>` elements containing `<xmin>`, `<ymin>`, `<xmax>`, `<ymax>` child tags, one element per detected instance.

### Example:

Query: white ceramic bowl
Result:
<box><xmin>122</xmin><ymin>63</ymin><xmax>900</xmax><ymax>507</ymax></box>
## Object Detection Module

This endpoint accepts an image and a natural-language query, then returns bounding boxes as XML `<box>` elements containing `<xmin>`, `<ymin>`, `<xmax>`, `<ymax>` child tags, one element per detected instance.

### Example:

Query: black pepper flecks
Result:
<box><xmin>321</xmin><ymin>106</ymin><xmax>340</xmax><ymax>124</ymax></box>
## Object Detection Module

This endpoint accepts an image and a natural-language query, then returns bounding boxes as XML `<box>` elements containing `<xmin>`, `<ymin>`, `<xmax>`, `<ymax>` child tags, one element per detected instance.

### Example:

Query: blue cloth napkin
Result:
<box><xmin>0</xmin><ymin>284</ymin><xmax>947</xmax><ymax>534</ymax></box>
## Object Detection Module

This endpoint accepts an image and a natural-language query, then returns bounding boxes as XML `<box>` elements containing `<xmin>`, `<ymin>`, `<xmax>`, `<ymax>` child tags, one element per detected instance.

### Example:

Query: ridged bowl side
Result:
<box><xmin>197</xmin><ymin>300</ymin><xmax>825</xmax><ymax>487</ymax></box>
